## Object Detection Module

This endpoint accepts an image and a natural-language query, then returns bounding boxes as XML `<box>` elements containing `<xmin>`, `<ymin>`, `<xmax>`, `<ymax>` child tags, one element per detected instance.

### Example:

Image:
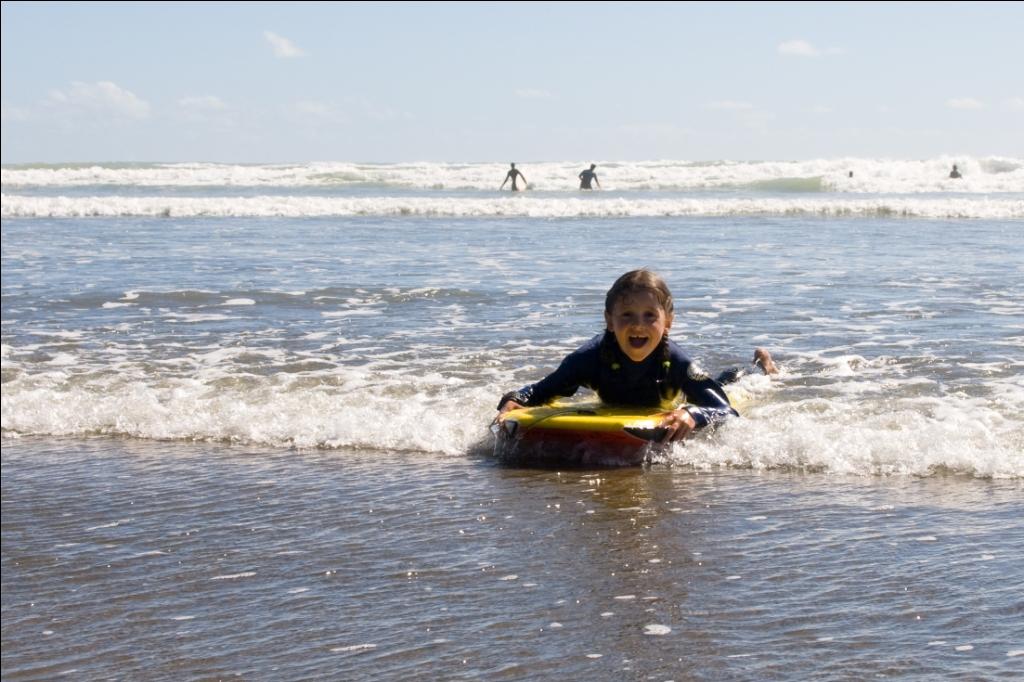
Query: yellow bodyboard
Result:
<box><xmin>502</xmin><ymin>401</ymin><xmax>667</xmax><ymax>433</ymax></box>
<box><xmin>493</xmin><ymin>391</ymin><xmax>742</xmax><ymax>467</ymax></box>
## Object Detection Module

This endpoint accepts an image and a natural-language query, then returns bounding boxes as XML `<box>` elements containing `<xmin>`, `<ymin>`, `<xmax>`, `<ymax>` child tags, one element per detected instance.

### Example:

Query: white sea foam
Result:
<box><xmin>643</xmin><ymin>624</ymin><xmax>672</xmax><ymax>635</ymax></box>
<box><xmin>3</xmin><ymin>194</ymin><xmax>1019</xmax><ymax>219</ymax></box>
<box><xmin>3</xmin><ymin>157</ymin><xmax>1021</xmax><ymax>193</ymax></box>
<box><xmin>0</xmin><ymin>368</ymin><xmax>498</xmax><ymax>456</ymax></box>
<box><xmin>210</xmin><ymin>572</ymin><xmax>256</xmax><ymax>580</ymax></box>
<box><xmin>330</xmin><ymin>643</ymin><xmax>377</xmax><ymax>653</ymax></box>
<box><xmin>675</xmin><ymin>390</ymin><xmax>1024</xmax><ymax>479</ymax></box>
<box><xmin>86</xmin><ymin>519</ymin><xmax>132</xmax><ymax>531</ymax></box>
<box><xmin>45</xmin><ymin>353</ymin><xmax>78</xmax><ymax>366</ymax></box>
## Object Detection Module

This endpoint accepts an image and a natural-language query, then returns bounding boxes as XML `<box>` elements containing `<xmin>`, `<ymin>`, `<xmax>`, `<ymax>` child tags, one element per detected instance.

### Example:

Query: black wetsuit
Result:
<box><xmin>497</xmin><ymin>333</ymin><xmax>738</xmax><ymax>428</ymax></box>
<box><xmin>505</xmin><ymin>170</ymin><xmax>524</xmax><ymax>190</ymax></box>
<box><xmin>579</xmin><ymin>169</ymin><xmax>598</xmax><ymax>189</ymax></box>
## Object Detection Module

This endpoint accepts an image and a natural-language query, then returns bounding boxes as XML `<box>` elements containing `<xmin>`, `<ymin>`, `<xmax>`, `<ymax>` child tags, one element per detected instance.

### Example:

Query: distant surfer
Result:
<box><xmin>500</xmin><ymin>163</ymin><xmax>527</xmax><ymax>191</ymax></box>
<box><xmin>949</xmin><ymin>164</ymin><xmax>962</xmax><ymax>179</ymax></box>
<box><xmin>579</xmin><ymin>164</ymin><xmax>601</xmax><ymax>190</ymax></box>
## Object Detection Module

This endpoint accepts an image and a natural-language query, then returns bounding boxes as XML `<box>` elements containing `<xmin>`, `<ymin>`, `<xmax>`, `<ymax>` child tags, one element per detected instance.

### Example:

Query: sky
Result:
<box><xmin>2</xmin><ymin>1</ymin><xmax>1022</xmax><ymax>163</ymax></box>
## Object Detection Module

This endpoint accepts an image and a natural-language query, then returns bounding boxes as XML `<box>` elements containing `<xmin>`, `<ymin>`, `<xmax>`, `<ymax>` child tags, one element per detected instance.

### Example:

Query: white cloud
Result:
<box><xmin>515</xmin><ymin>89</ymin><xmax>552</xmax><ymax>99</ymax></box>
<box><xmin>46</xmin><ymin>81</ymin><xmax>150</xmax><ymax>119</ymax></box>
<box><xmin>264</xmin><ymin>31</ymin><xmax>308</xmax><ymax>58</ymax></box>
<box><xmin>946</xmin><ymin>97</ymin><xmax>984</xmax><ymax>110</ymax></box>
<box><xmin>706</xmin><ymin>100</ymin><xmax>753</xmax><ymax>110</ymax></box>
<box><xmin>810</xmin><ymin>105</ymin><xmax>833</xmax><ymax>114</ymax></box>
<box><xmin>1005</xmin><ymin>97</ymin><xmax>1024</xmax><ymax>111</ymax></box>
<box><xmin>1</xmin><ymin>103</ymin><xmax>32</xmax><ymax>122</ymax></box>
<box><xmin>778</xmin><ymin>40</ymin><xmax>819</xmax><ymax>57</ymax></box>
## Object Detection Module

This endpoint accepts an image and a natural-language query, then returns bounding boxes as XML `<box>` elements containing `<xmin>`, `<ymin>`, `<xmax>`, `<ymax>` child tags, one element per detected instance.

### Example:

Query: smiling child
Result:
<box><xmin>496</xmin><ymin>269</ymin><xmax>775</xmax><ymax>442</ymax></box>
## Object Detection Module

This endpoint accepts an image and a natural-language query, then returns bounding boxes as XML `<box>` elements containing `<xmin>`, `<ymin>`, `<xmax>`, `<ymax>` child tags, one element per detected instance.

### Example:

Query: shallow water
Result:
<box><xmin>3</xmin><ymin>214</ymin><xmax>1021</xmax><ymax>476</ymax></box>
<box><xmin>3</xmin><ymin>438</ymin><xmax>1022</xmax><ymax>680</ymax></box>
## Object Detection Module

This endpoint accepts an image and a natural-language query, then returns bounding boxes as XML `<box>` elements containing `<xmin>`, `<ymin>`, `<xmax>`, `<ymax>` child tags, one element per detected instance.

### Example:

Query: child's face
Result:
<box><xmin>604</xmin><ymin>290</ymin><xmax>674</xmax><ymax>363</ymax></box>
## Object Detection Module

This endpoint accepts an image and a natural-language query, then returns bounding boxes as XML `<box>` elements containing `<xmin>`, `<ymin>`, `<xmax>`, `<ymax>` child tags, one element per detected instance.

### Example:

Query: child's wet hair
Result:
<box><xmin>604</xmin><ymin>270</ymin><xmax>674</xmax><ymax>315</ymax></box>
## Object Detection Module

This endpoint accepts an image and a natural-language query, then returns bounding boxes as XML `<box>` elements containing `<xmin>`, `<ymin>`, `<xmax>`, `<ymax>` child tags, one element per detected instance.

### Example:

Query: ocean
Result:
<box><xmin>2</xmin><ymin>157</ymin><xmax>1023</xmax><ymax>679</ymax></box>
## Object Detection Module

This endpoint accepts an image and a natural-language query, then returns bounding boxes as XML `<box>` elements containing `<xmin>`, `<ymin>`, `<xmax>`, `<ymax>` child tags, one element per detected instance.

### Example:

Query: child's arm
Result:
<box><xmin>496</xmin><ymin>362</ymin><xmax>582</xmax><ymax>411</ymax></box>
<box><xmin>496</xmin><ymin>342</ymin><xmax>597</xmax><ymax>412</ymax></box>
<box><xmin>658</xmin><ymin>358</ymin><xmax>739</xmax><ymax>441</ymax></box>
<box><xmin>679</xmin><ymin>375</ymin><xmax>738</xmax><ymax>427</ymax></box>
<box><xmin>658</xmin><ymin>379</ymin><xmax>737</xmax><ymax>443</ymax></box>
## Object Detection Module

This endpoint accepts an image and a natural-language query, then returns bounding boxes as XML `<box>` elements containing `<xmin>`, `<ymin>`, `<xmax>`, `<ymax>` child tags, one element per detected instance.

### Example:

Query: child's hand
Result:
<box><xmin>495</xmin><ymin>400</ymin><xmax>524</xmax><ymax>421</ymax></box>
<box><xmin>659</xmin><ymin>408</ymin><xmax>697</xmax><ymax>442</ymax></box>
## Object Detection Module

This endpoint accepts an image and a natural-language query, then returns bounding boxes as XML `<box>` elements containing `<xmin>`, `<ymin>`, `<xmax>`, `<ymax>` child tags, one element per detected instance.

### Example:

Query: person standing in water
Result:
<box><xmin>949</xmin><ymin>164</ymin><xmax>962</xmax><ymax>179</ymax></box>
<box><xmin>500</xmin><ymin>163</ymin><xmax>527</xmax><ymax>191</ymax></box>
<box><xmin>579</xmin><ymin>163</ymin><xmax>601</xmax><ymax>190</ymax></box>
